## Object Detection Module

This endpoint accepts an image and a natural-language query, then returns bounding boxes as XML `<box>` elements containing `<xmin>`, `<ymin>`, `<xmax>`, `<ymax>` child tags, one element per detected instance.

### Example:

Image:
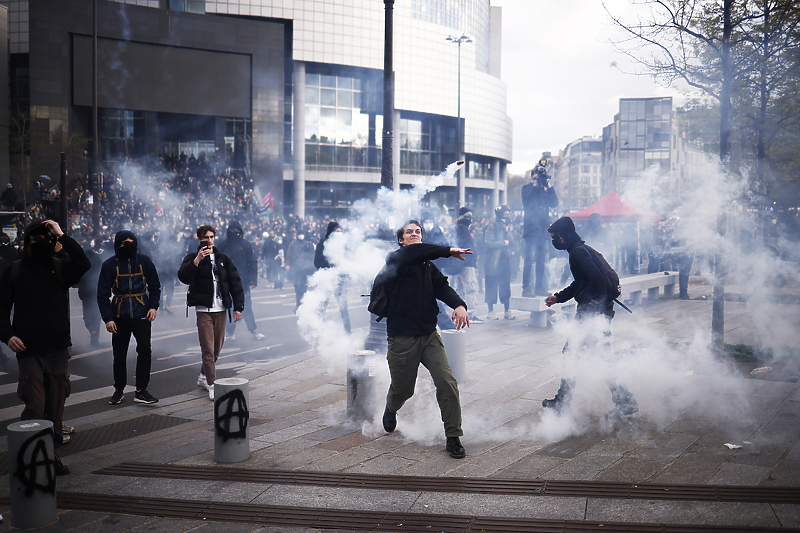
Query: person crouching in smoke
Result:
<box><xmin>543</xmin><ymin>216</ymin><xmax>638</xmax><ymax>419</ymax></box>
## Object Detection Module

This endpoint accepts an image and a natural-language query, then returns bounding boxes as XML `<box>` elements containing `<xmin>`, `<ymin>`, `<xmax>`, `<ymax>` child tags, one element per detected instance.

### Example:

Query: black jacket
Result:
<box><xmin>521</xmin><ymin>181</ymin><xmax>558</xmax><ymax>237</ymax></box>
<box><xmin>384</xmin><ymin>243</ymin><xmax>466</xmax><ymax>337</ymax></box>
<box><xmin>554</xmin><ymin>236</ymin><xmax>611</xmax><ymax>317</ymax></box>
<box><xmin>0</xmin><ymin>234</ymin><xmax>90</xmax><ymax>355</ymax></box>
<box><xmin>178</xmin><ymin>247</ymin><xmax>245</xmax><ymax>314</ymax></box>
<box><xmin>314</xmin><ymin>221</ymin><xmax>341</xmax><ymax>270</ymax></box>
<box><xmin>97</xmin><ymin>231</ymin><xmax>161</xmax><ymax>322</ymax></box>
<box><xmin>219</xmin><ymin>222</ymin><xmax>258</xmax><ymax>288</ymax></box>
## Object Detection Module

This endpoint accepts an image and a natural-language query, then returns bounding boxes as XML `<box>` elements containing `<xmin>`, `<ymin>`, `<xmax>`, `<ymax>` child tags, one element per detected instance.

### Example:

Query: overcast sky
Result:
<box><xmin>493</xmin><ymin>0</ymin><xmax>687</xmax><ymax>176</ymax></box>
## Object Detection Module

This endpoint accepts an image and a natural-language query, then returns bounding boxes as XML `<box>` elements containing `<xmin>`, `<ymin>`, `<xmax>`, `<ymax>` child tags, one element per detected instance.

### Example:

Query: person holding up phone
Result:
<box><xmin>178</xmin><ymin>225</ymin><xmax>245</xmax><ymax>400</ymax></box>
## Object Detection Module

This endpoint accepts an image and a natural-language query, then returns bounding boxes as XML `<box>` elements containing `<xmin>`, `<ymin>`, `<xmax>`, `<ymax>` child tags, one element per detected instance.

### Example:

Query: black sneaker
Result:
<box><xmin>134</xmin><ymin>390</ymin><xmax>159</xmax><ymax>404</ymax></box>
<box><xmin>446</xmin><ymin>437</ymin><xmax>466</xmax><ymax>459</ymax></box>
<box><xmin>54</xmin><ymin>454</ymin><xmax>70</xmax><ymax>476</ymax></box>
<box><xmin>382</xmin><ymin>406</ymin><xmax>397</xmax><ymax>433</ymax></box>
<box><xmin>109</xmin><ymin>390</ymin><xmax>123</xmax><ymax>405</ymax></box>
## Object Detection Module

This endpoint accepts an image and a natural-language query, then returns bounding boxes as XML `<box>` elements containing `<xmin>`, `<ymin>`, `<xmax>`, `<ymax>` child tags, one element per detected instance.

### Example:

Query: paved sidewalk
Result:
<box><xmin>2</xmin><ymin>292</ymin><xmax>800</xmax><ymax>532</ymax></box>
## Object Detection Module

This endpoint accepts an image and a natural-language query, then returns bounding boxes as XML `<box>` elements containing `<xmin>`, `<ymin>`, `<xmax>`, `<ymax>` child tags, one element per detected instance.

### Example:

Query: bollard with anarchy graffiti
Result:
<box><xmin>7</xmin><ymin>420</ymin><xmax>58</xmax><ymax>529</ymax></box>
<box><xmin>347</xmin><ymin>350</ymin><xmax>376</xmax><ymax>422</ymax></box>
<box><xmin>213</xmin><ymin>377</ymin><xmax>250</xmax><ymax>463</ymax></box>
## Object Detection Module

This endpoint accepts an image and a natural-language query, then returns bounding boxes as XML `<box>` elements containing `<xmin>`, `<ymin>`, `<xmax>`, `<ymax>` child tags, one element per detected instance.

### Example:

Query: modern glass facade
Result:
<box><xmin>617</xmin><ymin>97</ymin><xmax>673</xmax><ymax>179</ymax></box>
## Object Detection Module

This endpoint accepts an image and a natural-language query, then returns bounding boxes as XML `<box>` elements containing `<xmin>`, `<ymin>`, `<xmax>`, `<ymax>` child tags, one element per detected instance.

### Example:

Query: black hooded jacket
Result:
<box><xmin>0</xmin><ymin>221</ymin><xmax>90</xmax><ymax>355</ymax></box>
<box><xmin>383</xmin><ymin>243</ymin><xmax>466</xmax><ymax>337</ymax></box>
<box><xmin>218</xmin><ymin>221</ymin><xmax>258</xmax><ymax>288</ymax></box>
<box><xmin>548</xmin><ymin>217</ymin><xmax>611</xmax><ymax>317</ymax></box>
<box><xmin>97</xmin><ymin>230</ymin><xmax>161</xmax><ymax>322</ymax></box>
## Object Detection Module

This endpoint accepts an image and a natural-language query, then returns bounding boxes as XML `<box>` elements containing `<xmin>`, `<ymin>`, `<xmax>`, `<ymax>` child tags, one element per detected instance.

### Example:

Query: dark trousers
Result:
<box><xmin>17</xmin><ymin>349</ymin><xmax>70</xmax><ymax>443</ymax></box>
<box><xmin>522</xmin><ymin>235</ymin><xmax>549</xmax><ymax>292</ymax></box>
<box><xmin>112</xmin><ymin>318</ymin><xmax>152</xmax><ymax>392</ymax></box>
<box><xmin>386</xmin><ymin>331</ymin><xmax>462</xmax><ymax>437</ymax></box>
<box><xmin>81</xmin><ymin>292</ymin><xmax>101</xmax><ymax>335</ymax></box>
<box><xmin>227</xmin><ymin>288</ymin><xmax>257</xmax><ymax>335</ymax></box>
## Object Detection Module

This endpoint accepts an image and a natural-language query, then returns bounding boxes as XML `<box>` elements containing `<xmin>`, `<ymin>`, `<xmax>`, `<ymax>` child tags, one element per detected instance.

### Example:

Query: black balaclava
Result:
<box><xmin>323</xmin><ymin>221</ymin><xmax>341</xmax><ymax>241</ymax></box>
<box><xmin>227</xmin><ymin>221</ymin><xmax>244</xmax><ymax>242</ymax></box>
<box><xmin>24</xmin><ymin>221</ymin><xmax>54</xmax><ymax>264</ymax></box>
<box><xmin>548</xmin><ymin>216</ymin><xmax>581</xmax><ymax>250</ymax></box>
<box><xmin>114</xmin><ymin>230</ymin><xmax>138</xmax><ymax>260</ymax></box>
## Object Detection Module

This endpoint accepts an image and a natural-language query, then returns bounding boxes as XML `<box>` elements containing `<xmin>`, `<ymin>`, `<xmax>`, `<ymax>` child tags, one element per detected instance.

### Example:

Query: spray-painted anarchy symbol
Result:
<box><xmin>16</xmin><ymin>427</ymin><xmax>56</xmax><ymax>497</ymax></box>
<box><xmin>214</xmin><ymin>388</ymin><xmax>249</xmax><ymax>443</ymax></box>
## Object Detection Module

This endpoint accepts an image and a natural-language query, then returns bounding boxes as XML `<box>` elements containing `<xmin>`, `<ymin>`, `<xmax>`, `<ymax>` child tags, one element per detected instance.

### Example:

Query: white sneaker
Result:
<box><xmin>251</xmin><ymin>331</ymin><xmax>265</xmax><ymax>340</ymax></box>
<box><xmin>227</xmin><ymin>334</ymin><xmax>236</xmax><ymax>341</ymax></box>
<box><xmin>208</xmin><ymin>384</ymin><xmax>215</xmax><ymax>401</ymax></box>
<box><xmin>197</xmin><ymin>374</ymin><xmax>209</xmax><ymax>392</ymax></box>
<box><xmin>504</xmin><ymin>311</ymin><xmax>516</xmax><ymax>320</ymax></box>
<box><xmin>486</xmin><ymin>311</ymin><xmax>499</xmax><ymax>320</ymax></box>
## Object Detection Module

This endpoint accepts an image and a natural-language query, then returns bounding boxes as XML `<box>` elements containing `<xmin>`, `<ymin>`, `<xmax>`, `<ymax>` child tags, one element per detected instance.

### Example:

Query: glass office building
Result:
<box><xmin>4</xmin><ymin>0</ymin><xmax>512</xmax><ymax>217</ymax></box>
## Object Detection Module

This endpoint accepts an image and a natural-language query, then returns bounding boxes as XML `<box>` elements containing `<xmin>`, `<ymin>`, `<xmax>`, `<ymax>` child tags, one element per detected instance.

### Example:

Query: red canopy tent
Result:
<box><xmin>566</xmin><ymin>190</ymin><xmax>660</xmax><ymax>223</ymax></box>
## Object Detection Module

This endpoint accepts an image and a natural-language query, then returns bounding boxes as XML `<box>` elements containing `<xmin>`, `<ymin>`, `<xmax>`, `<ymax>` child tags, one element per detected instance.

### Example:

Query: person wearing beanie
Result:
<box><xmin>543</xmin><ymin>216</ymin><xmax>638</xmax><ymax>419</ymax></box>
<box><xmin>97</xmin><ymin>230</ymin><xmax>162</xmax><ymax>406</ymax></box>
<box><xmin>314</xmin><ymin>220</ymin><xmax>351</xmax><ymax>333</ymax></box>
<box><xmin>452</xmin><ymin>207</ymin><xmax>481</xmax><ymax>323</ymax></box>
<box><xmin>0</xmin><ymin>219</ymin><xmax>90</xmax><ymax>475</ymax></box>
<box><xmin>218</xmin><ymin>221</ymin><xmax>265</xmax><ymax>341</ymax></box>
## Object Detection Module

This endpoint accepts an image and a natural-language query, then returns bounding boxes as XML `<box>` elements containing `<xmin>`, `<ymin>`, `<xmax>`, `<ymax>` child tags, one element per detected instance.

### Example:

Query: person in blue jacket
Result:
<box><xmin>97</xmin><ymin>230</ymin><xmax>161</xmax><ymax>406</ymax></box>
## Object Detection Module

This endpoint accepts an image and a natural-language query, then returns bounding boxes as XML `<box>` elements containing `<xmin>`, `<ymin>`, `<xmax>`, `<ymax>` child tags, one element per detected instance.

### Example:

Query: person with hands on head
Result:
<box><xmin>97</xmin><ymin>230</ymin><xmax>161</xmax><ymax>406</ymax></box>
<box><xmin>377</xmin><ymin>220</ymin><xmax>471</xmax><ymax>458</ymax></box>
<box><xmin>178</xmin><ymin>225</ymin><xmax>245</xmax><ymax>401</ymax></box>
<box><xmin>0</xmin><ymin>219</ymin><xmax>90</xmax><ymax>475</ymax></box>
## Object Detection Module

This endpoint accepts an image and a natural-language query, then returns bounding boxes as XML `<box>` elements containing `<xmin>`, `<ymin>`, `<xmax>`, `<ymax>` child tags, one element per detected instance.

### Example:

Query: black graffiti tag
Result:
<box><xmin>214</xmin><ymin>388</ymin><xmax>249</xmax><ymax>443</ymax></box>
<box><xmin>16</xmin><ymin>427</ymin><xmax>56</xmax><ymax>497</ymax></box>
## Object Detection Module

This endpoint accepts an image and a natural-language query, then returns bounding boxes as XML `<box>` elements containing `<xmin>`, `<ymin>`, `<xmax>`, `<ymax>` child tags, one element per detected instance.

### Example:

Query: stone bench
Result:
<box><xmin>620</xmin><ymin>271</ymin><xmax>678</xmax><ymax>305</ymax></box>
<box><xmin>508</xmin><ymin>296</ymin><xmax>574</xmax><ymax>328</ymax></box>
<box><xmin>509</xmin><ymin>271</ymin><xmax>678</xmax><ymax>327</ymax></box>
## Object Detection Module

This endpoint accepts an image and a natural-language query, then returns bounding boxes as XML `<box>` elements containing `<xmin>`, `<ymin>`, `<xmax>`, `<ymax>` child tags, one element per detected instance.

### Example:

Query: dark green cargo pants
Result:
<box><xmin>386</xmin><ymin>330</ymin><xmax>463</xmax><ymax>437</ymax></box>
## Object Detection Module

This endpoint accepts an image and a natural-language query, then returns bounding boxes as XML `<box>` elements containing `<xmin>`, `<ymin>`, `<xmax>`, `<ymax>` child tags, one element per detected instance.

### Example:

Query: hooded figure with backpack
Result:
<box><xmin>97</xmin><ymin>230</ymin><xmax>161</xmax><ymax>406</ymax></box>
<box><xmin>543</xmin><ymin>216</ymin><xmax>638</xmax><ymax>420</ymax></box>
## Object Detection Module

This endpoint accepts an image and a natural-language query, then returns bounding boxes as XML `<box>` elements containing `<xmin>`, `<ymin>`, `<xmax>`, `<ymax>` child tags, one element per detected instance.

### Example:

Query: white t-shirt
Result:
<box><xmin>195</xmin><ymin>252</ymin><xmax>227</xmax><ymax>313</ymax></box>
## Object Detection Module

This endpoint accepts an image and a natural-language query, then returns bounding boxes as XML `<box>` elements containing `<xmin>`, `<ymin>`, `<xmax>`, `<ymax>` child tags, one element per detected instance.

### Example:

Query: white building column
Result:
<box><xmin>492</xmin><ymin>158</ymin><xmax>500</xmax><ymax>210</ymax></box>
<box><xmin>292</xmin><ymin>61</ymin><xmax>306</xmax><ymax>219</ymax></box>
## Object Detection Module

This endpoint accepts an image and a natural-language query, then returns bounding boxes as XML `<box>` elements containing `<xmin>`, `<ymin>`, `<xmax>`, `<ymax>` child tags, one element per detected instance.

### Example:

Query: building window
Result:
<box><xmin>99</xmin><ymin>109</ymin><xmax>144</xmax><ymax>162</ymax></box>
<box><xmin>169</xmin><ymin>0</ymin><xmax>205</xmax><ymax>13</ymax></box>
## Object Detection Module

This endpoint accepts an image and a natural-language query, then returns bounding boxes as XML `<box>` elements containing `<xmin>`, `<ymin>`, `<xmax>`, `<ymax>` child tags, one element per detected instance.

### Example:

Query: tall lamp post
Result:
<box><xmin>446</xmin><ymin>34</ymin><xmax>471</xmax><ymax>209</ymax></box>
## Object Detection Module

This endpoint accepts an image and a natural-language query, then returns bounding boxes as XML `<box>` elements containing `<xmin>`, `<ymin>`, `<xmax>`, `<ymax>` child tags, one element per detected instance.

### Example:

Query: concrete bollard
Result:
<box><xmin>439</xmin><ymin>329</ymin><xmax>466</xmax><ymax>384</ymax></box>
<box><xmin>7</xmin><ymin>420</ymin><xmax>58</xmax><ymax>529</ymax></box>
<box><xmin>213</xmin><ymin>378</ymin><xmax>250</xmax><ymax>463</ymax></box>
<box><xmin>347</xmin><ymin>350</ymin><xmax>376</xmax><ymax>422</ymax></box>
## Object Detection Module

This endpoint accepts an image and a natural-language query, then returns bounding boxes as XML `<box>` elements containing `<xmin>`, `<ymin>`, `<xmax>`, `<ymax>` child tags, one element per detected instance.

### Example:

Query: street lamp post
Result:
<box><xmin>446</xmin><ymin>34</ymin><xmax>471</xmax><ymax>209</ymax></box>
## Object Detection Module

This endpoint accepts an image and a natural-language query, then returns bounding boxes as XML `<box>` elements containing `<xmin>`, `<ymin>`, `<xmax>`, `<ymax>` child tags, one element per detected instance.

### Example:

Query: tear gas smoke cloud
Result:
<box><xmin>302</xmin><ymin>158</ymin><xmax>800</xmax><ymax>449</ymax></box>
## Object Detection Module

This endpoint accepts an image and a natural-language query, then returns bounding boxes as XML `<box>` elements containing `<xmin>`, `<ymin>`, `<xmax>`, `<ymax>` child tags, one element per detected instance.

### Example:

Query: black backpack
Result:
<box><xmin>367</xmin><ymin>264</ymin><xmax>405</xmax><ymax>322</ymax></box>
<box><xmin>583</xmin><ymin>245</ymin><xmax>630</xmax><ymax>312</ymax></box>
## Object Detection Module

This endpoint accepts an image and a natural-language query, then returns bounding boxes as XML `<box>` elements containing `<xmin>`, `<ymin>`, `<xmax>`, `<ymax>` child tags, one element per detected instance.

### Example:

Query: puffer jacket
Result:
<box><xmin>482</xmin><ymin>220</ymin><xmax>511</xmax><ymax>277</ymax></box>
<box><xmin>178</xmin><ymin>247</ymin><xmax>245</xmax><ymax>315</ymax></box>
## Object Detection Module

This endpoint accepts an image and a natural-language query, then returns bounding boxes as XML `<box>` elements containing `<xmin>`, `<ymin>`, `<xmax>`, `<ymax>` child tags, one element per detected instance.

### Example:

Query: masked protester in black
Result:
<box><xmin>0</xmin><ymin>219</ymin><xmax>90</xmax><ymax>475</ymax></box>
<box><xmin>218</xmin><ymin>221</ymin><xmax>265</xmax><ymax>340</ymax></box>
<box><xmin>543</xmin><ymin>216</ymin><xmax>638</xmax><ymax>419</ymax></box>
<box><xmin>97</xmin><ymin>230</ymin><xmax>161</xmax><ymax>406</ymax></box>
